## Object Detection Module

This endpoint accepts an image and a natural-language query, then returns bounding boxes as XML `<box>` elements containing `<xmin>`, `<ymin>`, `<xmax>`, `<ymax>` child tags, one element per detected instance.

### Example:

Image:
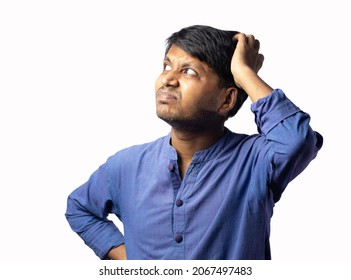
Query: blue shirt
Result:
<box><xmin>65</xmin><ymin>89</ymin><xmax>323</xmax><ymax>260</ymax></box>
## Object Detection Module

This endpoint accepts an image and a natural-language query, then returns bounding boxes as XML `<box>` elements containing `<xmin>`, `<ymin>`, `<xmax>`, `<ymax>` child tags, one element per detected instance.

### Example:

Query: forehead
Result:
<box><xmin>165</xmin><ymin>45</ymin><xmax>210</xmax><ymax>71</ymax></box>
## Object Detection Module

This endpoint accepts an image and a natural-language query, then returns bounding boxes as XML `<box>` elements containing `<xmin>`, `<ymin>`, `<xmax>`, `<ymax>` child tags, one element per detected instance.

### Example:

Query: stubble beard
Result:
<box><xmin>156</xmin><ymin>107</ymin><xmax>220</xmax><ymax>133</ymax></box>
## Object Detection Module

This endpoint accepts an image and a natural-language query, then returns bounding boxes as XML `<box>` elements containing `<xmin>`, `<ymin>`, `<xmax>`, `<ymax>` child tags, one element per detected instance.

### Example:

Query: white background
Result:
<box><xmin>1</xmin><ymin>0</ymin><xmax>350</xmax><ymax>261</ymax></box>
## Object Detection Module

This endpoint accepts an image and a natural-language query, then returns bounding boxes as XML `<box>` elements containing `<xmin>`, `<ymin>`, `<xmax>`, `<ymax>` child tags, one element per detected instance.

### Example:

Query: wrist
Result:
<box><xmin>233</xmin><ymin>66</ymin><xmax>255</xmax><ymax>90</ymax></box>
<box><xmin>234</xmin><ymin>68</ymin><xmax>273</xmax><ymax>103</ymax></box>
<box><xmin>108</xmin><ymin>244</ymin><xmax>127</xmax><ymax>260</ymax></box>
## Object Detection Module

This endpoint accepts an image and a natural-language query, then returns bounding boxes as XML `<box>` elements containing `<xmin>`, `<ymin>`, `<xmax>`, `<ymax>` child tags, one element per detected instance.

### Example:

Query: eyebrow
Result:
<box><xmin>164</xmin><ymin>56</ymin><xmax>200</xmax><ymax>70</ymax></box>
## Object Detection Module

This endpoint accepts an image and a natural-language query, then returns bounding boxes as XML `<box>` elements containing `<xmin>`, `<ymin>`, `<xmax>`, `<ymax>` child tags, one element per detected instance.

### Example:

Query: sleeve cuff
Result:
<box><xmin>251</xmin><ymin>89</ymin><xmax>301</xmax><ymax>134</ymax></box>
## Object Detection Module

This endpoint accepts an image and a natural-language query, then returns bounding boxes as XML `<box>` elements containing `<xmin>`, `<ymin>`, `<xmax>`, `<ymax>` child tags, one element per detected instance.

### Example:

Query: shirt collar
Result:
<box><xmin>165</xmin><ymin>127</ymin><xmax>231</xmax><ymax>162</ymax></box>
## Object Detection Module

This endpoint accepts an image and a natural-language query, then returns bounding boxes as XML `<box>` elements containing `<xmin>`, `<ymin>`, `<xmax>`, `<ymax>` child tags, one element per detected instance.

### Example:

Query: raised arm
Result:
<box><xmin>231</xmin><ymin>33</ymin><xmax>273</xmax><ymax>102</ymax></box>
<box><xmin>231</xmin><ymin>33</ymin><xmax>323</xmax><ymax>202</ymax></box>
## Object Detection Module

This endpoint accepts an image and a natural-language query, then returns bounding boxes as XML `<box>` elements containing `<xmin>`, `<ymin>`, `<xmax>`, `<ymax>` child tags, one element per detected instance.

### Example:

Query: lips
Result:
<box><xmin>156</xmin><ymin>90</ymin><xmax>178</xmax><ymax>103</ymax></box>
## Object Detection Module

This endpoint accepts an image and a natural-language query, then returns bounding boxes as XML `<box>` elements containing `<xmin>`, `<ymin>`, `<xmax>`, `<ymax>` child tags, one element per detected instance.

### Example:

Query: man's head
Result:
<box><xmin>155</xmin><ymin>25</ymin><xmax>248</xmax><ymax>131</ymax></box>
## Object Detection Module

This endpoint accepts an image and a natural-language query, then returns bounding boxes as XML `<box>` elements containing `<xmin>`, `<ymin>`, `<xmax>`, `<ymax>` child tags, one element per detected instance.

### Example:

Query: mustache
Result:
<box><xmin>156</xmin><ymin>87</ymin><xmax>181</xmax><ymax>98</ymax></box>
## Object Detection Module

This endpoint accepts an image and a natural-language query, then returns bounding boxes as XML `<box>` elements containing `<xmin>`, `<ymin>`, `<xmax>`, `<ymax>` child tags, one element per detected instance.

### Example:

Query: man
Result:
<box><xmin>65</xmin><ymin>25</ymin><xmax>323</xmax><ymax>260</ymax></box>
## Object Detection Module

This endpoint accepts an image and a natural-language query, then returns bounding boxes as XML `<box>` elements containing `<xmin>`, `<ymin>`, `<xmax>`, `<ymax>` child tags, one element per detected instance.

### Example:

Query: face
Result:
<box><xmin>155</xmin><ymin>45</ymin><xmax>227</xmax><ymax>131</ymax></box>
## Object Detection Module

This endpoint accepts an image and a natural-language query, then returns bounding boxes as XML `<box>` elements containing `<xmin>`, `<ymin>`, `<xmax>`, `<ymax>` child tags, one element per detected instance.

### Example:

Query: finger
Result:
<box><xmin>247</xmin><ymin>34</ymin><xmax>256</xmax><ymax>48</ymax></box>
<box><xmin>255</xmin><ymin>54</ymin><xmax>264</xmax><ymax>73</ymax></box>
<box><xmin>254</xmin><ymin>39</ymin><xmax>260</xmax><ymax>51</ymax></box>
<box><xmin>232</xmin><ymin>33</ymin><xmax>247</xmax><ymax>44</ymax></box>
<box><xmin>258</xmin><ymin>53</ymin><xmax>264</xmax><ymax>66</ymax></box>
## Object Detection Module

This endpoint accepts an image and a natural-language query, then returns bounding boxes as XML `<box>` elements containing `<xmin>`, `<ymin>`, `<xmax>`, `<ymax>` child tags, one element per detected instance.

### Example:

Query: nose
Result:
<box><xmin>162</xmin><ymin>70</ymin><xmax>179</xmax><ymax>87</ymax></box>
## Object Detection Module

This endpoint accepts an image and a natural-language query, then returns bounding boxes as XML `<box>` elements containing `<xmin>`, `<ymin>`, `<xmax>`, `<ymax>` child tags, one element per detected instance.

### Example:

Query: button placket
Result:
<box><xmin>168</xmin><ymin>163</ymin><xmax>175</xmax><ymax>172</ymax></box>
<box><xmin>167</xmin><ymin>159</ymin><xmax>185</xmax><ymax>253</ymax></box>
<box><xmin>175</xmin><ymin>234</ymin><xmax>183</xmax><ymax>243</ymax></box>
<box><xmin>172</xmin><ymin>162</ymin><xmax>200</xmax><ymax>250</ymax></box>
<box><xmin>174</xmin><ymin>197</ymin><xmax>184</xmax><ymax>244</ymax></box>
<box><xmin>176</xmin><ymin>199</ymin><xmax>183</xmax><ymax>207</ymax></box>
<box><xmin>173</xmin><ymin>194</ymin><xmax>185</xmax><ymax>243</ymax></box>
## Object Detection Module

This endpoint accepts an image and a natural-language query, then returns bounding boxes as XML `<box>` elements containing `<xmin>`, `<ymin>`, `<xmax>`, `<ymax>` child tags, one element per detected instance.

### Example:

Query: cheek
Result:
<box><xmin>182</xmin><ymin>84</ymin><xmax>216</xmax><ymax>105</ymax></box>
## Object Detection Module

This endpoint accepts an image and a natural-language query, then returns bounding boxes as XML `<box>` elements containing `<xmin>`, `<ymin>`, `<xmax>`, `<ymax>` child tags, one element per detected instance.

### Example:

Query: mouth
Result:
<box><xmin>156</xmin><ymin>90</ymin><xmax>178</xmax><ymax>103</ymax></box>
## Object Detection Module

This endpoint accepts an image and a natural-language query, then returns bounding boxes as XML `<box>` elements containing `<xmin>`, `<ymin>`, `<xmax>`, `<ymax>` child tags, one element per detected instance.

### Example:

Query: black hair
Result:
<box><xmin>165</xmin><ymin>25</ymin><xmax>248</xmax><ymax>118</ymax></box>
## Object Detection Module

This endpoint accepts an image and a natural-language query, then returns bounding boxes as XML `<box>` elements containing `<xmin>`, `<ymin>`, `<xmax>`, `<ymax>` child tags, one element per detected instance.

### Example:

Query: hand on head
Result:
<box><xmin>231</xmin><ymin>33</ymin><xmax>265</xmax><ymax>89</ymax></box>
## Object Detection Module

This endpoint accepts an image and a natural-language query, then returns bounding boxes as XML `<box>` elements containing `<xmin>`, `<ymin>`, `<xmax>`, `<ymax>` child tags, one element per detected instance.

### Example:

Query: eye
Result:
<box><xmin>184</xmin><ymin>68</ymin><xmax>197</xmax><ymax>75</ymax></box>
<box><xmin>163</xmin><ymin>64</ymin><xmax>172</xmax><ymax>71</ymax></box>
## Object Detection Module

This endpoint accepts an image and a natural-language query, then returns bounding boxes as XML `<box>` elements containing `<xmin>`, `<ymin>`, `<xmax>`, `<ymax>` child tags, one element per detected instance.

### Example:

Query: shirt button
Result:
<box><xmin>168</xmin><ymin>163</ymin><xmax>174</xmax><ymax>171</ymax></box>
<box><xmin>175</xmin><ymin>235</ymin><xmax>183</xmax><ymax>243</ymax></box>
<box><xmin>176</xmin><ymin>199</ymin><xmax>183</xmax><ymax>207</ymax></box>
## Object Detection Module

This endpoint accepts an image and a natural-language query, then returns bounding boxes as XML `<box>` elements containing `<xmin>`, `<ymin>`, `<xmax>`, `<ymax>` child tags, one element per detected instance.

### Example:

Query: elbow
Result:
<box><xmin>65</xmin><ymin>194</ymin><xmax>87</xmax><ymax>233</ymax></box>
<box><xmin>286</xmin><ymin>112</ymin><xmax>323</xmax><ymax>160</ymax></box>
<box><xmin>283</xmin><ymin>127</ymin><xmax>323</xmax><ymax>179</ymax></box>
<box><xmin>65</xmin><ymin>195</ymin><xmax>78</xmax><ymax>230</ymax></box>
<box><xmin>294</xmin><ymin>127</ymin><xmax>323</xmax><ymax>161</ymax></box>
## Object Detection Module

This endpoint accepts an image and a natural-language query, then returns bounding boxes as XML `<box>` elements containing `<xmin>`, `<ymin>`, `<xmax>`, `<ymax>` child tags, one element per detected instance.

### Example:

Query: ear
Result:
<box><xmin>217</xmin><ymin>87</ymin><xmax>238</xmax><ymax>117</ymax></box>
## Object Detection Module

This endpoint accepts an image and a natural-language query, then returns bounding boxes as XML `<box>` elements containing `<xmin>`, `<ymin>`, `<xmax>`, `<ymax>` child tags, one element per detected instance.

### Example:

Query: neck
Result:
<box><xmin>170</xmin><ymin>125</ymin><xmax>225</xmax><ymax>162</ymax></box>
<box><xmin>171</xmin><ymin>126</ymin><xmax>224</xmax><ymax>155</ymax></box>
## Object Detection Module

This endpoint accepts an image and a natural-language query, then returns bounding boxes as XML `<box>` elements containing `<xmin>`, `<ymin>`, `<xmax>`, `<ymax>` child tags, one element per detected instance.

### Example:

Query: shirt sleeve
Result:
<box><xmin>65</xmin><ymin>157</ymin><xmax>124</xmax><ymax>259</ymax></box>
<box><xmin>251</xmin><ymin>89</ymin><xmax>323</xmax><ymax>202</ymax></box>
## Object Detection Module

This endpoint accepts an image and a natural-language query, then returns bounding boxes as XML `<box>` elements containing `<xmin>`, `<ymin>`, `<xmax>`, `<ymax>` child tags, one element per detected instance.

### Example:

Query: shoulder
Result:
<box><xmin>107</xmin><ymin>134</ymin><xmax>170</xmax><ymax>164</ymax></box>
<box><xmin>223</xmin><ymin>127</ymin><xmax>255</xmax><ymax>148</ymax></box>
